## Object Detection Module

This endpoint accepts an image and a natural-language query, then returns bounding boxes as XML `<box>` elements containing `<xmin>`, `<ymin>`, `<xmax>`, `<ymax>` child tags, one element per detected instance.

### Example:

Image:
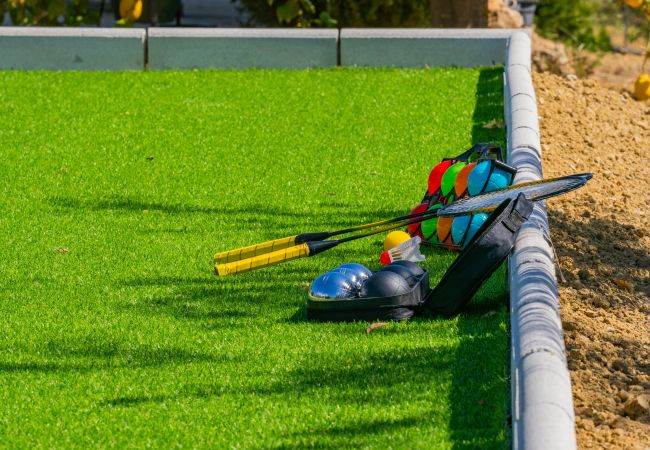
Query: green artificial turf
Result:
<box><xmin>0</xmin><ymin>67</ymin><xmax>507</xmax><ymax>449</ymax></box>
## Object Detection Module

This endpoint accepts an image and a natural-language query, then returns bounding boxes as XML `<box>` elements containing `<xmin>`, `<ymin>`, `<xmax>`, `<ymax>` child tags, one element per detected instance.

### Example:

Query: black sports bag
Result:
<box><xmin>420</xmin><ymin>193</ymin><xmax>533</xmax><ymax>316</ymax></box>
<box><xmin>305</xmin><ymin>193</ymin><xmax>534</xmax><ymax>321</ymax></box>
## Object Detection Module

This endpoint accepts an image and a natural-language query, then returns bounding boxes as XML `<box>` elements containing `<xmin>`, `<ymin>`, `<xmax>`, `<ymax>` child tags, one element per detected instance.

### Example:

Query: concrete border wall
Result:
<box><xmin>505</xmin><ymin>31</ymin><xmax>577</xmax><ymax>450</ymax></box>
<box><xmin>0</xmin><ymin>27</ymin><xmax>529</xmax><ymax>71</ymax></box>
<box><xmin>340</xmin><ymin>28</ymin><xmax>514</xmax><ymax>67</ymax></box>
<box><xmin>147</xmin><ymin>28</ymin><xmax>338</xmax><ymax>69</ymax></box>
<box><xmin>0</xmin><ymin>27</ymin><xmax>145</xmax><ymax>70</ymax></box>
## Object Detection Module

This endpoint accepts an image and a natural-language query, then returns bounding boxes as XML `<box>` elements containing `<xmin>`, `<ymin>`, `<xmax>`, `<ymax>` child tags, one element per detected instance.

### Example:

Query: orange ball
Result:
<box><xmin>454</xmin><ymin>162</ymin><xmax>477</xmax><ymax>198</ymax></box>
<box><xmin>437</xmin><ymin>216</ymin><xmax>454</xmax><ymax>249</ymax></box>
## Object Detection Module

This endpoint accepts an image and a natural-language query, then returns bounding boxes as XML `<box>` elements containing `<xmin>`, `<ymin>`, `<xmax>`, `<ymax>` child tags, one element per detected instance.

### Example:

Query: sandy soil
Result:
<box><xmin>590</xmin><ymin>51</ymin><xmax>647</xmax><ymax>91</ymax></box>
<box><xmin>534</xmin><ymin>72</ymin><xmax>650</xmax><ymax>449</ymax></box>
<box><xmin>532</xmin><ymin>30</ymin><xmax>647</xmax><ymax>94</ymax></box>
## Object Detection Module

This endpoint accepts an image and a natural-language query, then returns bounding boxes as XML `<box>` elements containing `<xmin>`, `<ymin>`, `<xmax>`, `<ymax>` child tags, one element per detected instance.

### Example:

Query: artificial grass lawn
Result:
<box><xmin>0</xmin><ymin>67</ymin><xmax>506</xmax><ymax>448</ymax></box>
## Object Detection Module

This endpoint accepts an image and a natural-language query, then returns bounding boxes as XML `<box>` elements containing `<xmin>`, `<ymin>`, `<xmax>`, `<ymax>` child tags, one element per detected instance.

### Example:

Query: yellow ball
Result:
<box><xmin>384</xmin><ymin>230</ymin><xmax>411</xmax><ymax>251</ymax></box>
<box><xmin>634</xmin><ymin>74</ymin><xmax>650</xmax><ymax>101</ymax></box>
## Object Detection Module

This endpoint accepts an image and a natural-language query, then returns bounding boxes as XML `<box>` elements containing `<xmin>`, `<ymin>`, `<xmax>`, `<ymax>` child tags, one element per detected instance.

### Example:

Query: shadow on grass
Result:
<box><xmin>0</xmin><ymin>343</ymin><xmax>235</xmax><ymax>374</ymax></box>
<box><xmin>50</xmin><ymin>196</ymin><xmax>306</xmax><ymax>218</ymax></box>
<box><xmin>272</xmin><ymin>416</ymin><xmax>426</xmax><ymax>450</ymax></box>
<box><xmin>119</xmin><ymin>269</ymin><xmax>314</xmax><ymax>328</ymax></box>
<box><xmin>470</xmin><ymin>67</ymin><xmax>506</xmax><ymax>149</ymax></box>
<box><xmin>446</xmin><ymin>66</ymin><xmax>509</xmax><ymax>449</ymax></box>
<box><xmin>49</xmin><ymin>195</ymin><xmax>407</xmax><ymax>229</ymax></box>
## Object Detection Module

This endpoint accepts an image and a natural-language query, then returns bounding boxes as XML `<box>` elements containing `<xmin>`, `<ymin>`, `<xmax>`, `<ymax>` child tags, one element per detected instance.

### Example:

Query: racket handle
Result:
<box><xmin>215</xmin><ymin>243</ymin><xmax>310</xmax><ymax>276</ymax></box>
<box><xmin>214</xmin><ymin>235</ymin><xmax>297</xmax><ymax>264</ymax></box>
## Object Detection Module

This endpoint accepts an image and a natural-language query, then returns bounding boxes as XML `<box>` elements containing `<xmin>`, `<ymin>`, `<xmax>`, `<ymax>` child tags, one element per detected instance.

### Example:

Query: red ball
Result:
<box><xmin>407</xmin><ymin>203</ymin><xmax>428</xmax><ymax>239</ymax></box>
<box><xmin>428</xmin><ymin>160</ymin><xmax>453</xmax><ymax>195</ymax></box>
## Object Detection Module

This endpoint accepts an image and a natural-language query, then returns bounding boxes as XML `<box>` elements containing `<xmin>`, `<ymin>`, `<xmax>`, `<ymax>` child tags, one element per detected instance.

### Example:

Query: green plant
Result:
<box><xmin>1</xmin><ymin>0</ymin><xmax>97</xmax><ymax>25</ymax></box>
<box><xmin>336</xmin><ymin>0</ymin><xmax>430</xmax><ymax>27</ymax></box>
<box><xmin>233</xmin><ymin>0</ymin><xmax>430</xmax><ymax>27</ymax></box>
<box><xmin>535</xmin><ymin>0</ymin><xmax>612</xmax><ymax>51</ymax></box>
<box><xmin>234</xmin><ymin>0</ymin><xmax>336</xmax><ymax>27</ymax></box>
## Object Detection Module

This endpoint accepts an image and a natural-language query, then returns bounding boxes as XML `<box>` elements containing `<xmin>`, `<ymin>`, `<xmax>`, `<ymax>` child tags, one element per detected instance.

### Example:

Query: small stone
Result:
<box><xmin>618</xmin><ymin>390</ymin><xmax>629</xmax><ymax>401</ymax></box>
<box><xmin>612</xmin><ymin>426</ymin><xmax>624</xmax><ymax>435</ymax></box>
<box><xmin>578</xmin><ymin>288</ymin><xmax>592</xmax><ymax>297</ymax></box>
<box><xmin>562</xmin><ymin>320</ymin><xmax>577</xmax><ymax>331</ymax></box>
<box><xmin>623</xmin><ymin>394</ymin><xmax>650</xmax><ymax>419</ymax></box>
<box><xmin>612</xmin><ymin>278</ymin><xmax>633</xmax><ymax>292</ymax></box>
<box><xmin>578</xmin><ymin>406</ymin><xmax>594</xmax><ymax>417</ymax></box>
<box><xmin>593</xmin><ymin>298</ymin><xmax>610</xmax><ymax>309</ymax></box>
<box><xmin>582</xmin><ymin>418</ymin><xmax>595</xmax><ymax>430</ymax></box>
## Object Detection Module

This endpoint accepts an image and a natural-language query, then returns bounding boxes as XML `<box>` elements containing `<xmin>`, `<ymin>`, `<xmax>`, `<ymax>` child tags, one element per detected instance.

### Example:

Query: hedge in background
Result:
<box><xmin>234</xmin><ymin>0</ymin><xmax>430</xmax><ymax>28</ymax></box>
<box><xmin>534</xmin><ymin>0</ymin><xmax>611</xmax><ymax>51</ymax></box>
<box><xmin>0</xmin><ymin>0</ymin><xmax>97</xmax><ymax>25</ymax></box>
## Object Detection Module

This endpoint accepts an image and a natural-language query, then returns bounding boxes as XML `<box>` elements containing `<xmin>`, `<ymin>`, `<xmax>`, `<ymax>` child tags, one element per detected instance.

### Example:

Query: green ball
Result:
<box><xmin>441</xmin><ymin>162</ymin><xmax>467</xmax><ymax>197</ymax></box>
<box><xmin>421</xmin><ymin>203</ymin><xmax>441</xmax><ymax>242</ymax></box>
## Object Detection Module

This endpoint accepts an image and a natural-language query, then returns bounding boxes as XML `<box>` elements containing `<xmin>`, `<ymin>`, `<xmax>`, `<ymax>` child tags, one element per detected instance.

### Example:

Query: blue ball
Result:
<box><xmin>309</xmin><ymin>272</ymin><xmax>358</xmax><ymax>299</ymax></box>
<box><xmin>451</xmin><ymin>213</ymin><xmax>489</xmax><ymax>247</ymax></box>
<box><xmin>467</xmin><ymin>161</ymin><xmax>513</xmax><ymax>196</ymax></box>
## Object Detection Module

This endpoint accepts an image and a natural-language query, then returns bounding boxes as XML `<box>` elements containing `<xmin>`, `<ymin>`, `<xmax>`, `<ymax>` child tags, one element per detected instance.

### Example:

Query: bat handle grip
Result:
<box><xmin>214</xmin><ymin>235</ymin><xmax>297</xmax><ymax>264</ymax></box>
<box><xmin>215</xmin><ymin>243</ymin><xmax>310</xmax><ymax>276</ymax></box>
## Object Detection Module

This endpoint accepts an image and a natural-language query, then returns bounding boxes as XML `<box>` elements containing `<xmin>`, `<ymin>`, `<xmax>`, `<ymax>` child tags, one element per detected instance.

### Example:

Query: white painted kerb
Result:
<box><xmin>147</xmin><ymin>28</ymin><xmax>338</xmax><ymax>69</ymax></box>
<box><xmin>505</xmin><ymin>31</ymin><xmax>577</xmax><ymax>450</ymax></box>
<box><xmin>340</xmin><ymin>28</ymin><xmax>517</xmax><ymax>68</ymax></box>
<box><xmin>0</xmin><ymin>27</ymin><xmax>145</xmax><ymax>70</ymax></box>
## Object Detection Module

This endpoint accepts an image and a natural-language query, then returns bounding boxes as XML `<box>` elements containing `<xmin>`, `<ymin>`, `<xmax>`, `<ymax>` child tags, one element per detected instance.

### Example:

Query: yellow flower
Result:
<box><xmin>119</xmin><ymin>0</ymin><xmax>143</xmax><ymax>22</ymax></box>
<box><xmin>624</xmin><ymin>0</ymin><xmax>643</xmax><ymax>8</ymax></box>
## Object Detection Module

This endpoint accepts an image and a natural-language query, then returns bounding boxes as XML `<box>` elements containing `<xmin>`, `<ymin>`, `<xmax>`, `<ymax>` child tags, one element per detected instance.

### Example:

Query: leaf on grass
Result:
<box><xmin>483</xmin><ymin>119</ymin><xmax>505</xmax><ymax>129</ymax></box>
<box><xmin>54</xmin><ymin>247</ymin><xmax>69</xmax><ymax>253</ymax></box>
<box><xmin>612</xmin><ymin>278</ymin><xmax>633</xmax><ymax>292</ymax></box>
<box><xmin>482</xmin><ymin>310</ymin><xmax>497</xmax><ymax>318</ymax></box>
<box><xmin>366</xmin><ymin>322</ymin><xmax>389</xmax><ymax>334</ymax></box>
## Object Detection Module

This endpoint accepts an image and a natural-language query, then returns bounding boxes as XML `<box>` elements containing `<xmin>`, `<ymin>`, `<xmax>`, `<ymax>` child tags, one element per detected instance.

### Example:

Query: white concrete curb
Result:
<box><xmin>147</xmin><ymin>28</ymin><xmax>338</xmax><ymax>69</ymax></box>
<box><xmin>0</xmin><ymin>27</ymin><xmax>145</xmax><ymax>70</ymax></box>
<box><xmin>505</xmin><ymin>31</ymin><xmax>577</xmax><ymax>450</ymax></box>
<box><xmin>340</xmin><ymin>28</ymin><xmax>515</xmax><ymax>67</ymax></box>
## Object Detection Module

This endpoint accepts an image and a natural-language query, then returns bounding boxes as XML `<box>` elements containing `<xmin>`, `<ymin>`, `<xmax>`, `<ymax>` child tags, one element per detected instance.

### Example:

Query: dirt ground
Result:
<box><xmin>534</xmin><ymin>72</ymin><xmax>650</xmax><ymax>449</ymax></box>
<box><xmin>532</xmin><ymin>31</ymin><xmax>647</xmax><ymax>94</ymax></box>
<box><xmin>590</xmin><ymin>51</ymin><xmax>647</xmax><ymax>91</ymax></box>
